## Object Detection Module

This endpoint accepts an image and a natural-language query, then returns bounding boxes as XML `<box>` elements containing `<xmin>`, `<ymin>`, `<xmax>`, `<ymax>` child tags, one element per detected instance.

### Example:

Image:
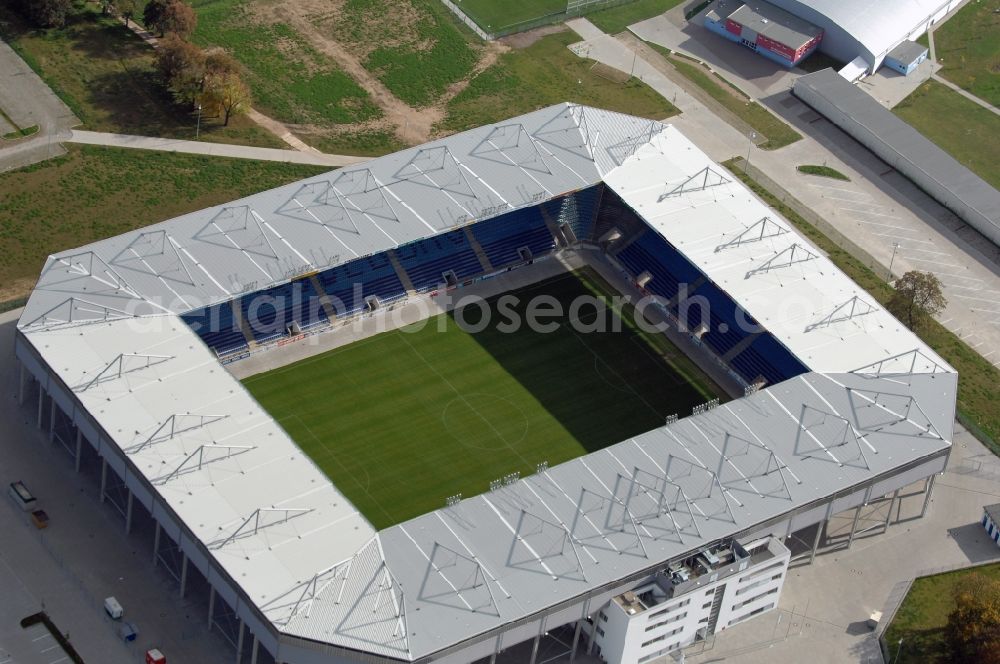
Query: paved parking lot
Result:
<box><xmin>0</xmin><ymin>309</ymin><xmax>235</xmax><ymax>664</ymax></box>
<box><xmin>683</xmin><ymin>423</ymin><xmax>1000</xmax><ymax>663</ymax></box>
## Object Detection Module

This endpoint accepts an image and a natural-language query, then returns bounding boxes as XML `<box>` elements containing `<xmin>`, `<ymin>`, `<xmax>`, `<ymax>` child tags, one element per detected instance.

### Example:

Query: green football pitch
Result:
<box><xmin>243</xmin><ymin>268</ymin><xmax>724</xmax><ymax>529</ymax></box>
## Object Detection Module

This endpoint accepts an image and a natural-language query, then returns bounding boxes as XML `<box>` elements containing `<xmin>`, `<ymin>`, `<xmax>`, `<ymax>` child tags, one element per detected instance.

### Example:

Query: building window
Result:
<box><xmin>645</xmin><ymin>612</ymin><xmax>687</xmax><ymax>631</ymax></box>
<box><xmin>732</xmin><ymin>587</ymin><xmax>779</xmax><ymax>611</ymax></box>
<box><xmin>648</xmin><ymin>598</ymin><xmax>689</xmax><ymax>619</ymax></box>
<box><xmin>599</xmin><ymin>611</ymin><xmax>608</xmax><ymax>623</ymax></box>
<box><xmin>596</xmin><ymin>627</ymin><xmax>605</xmax><ymax>638</ymax></box>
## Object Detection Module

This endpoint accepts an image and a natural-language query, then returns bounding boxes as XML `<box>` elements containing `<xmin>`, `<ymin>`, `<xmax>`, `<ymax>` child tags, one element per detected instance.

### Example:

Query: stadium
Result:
<box><xmin>14</xmin><ymin>104</ymin><xmax>955</xmax><ymax>664</ymax></box>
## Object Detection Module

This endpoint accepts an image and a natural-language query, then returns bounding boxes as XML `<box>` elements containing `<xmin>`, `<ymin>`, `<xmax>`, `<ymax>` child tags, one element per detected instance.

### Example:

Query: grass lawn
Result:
<box><xmin>587</xmin><ymin>0</ymin><xmax>684</xmax><ymax>35</ymax></box>
<box><xmin>457</xmin><ymin>0</ymin><xmax>565</xmax><ymax>32</ymax></box>
<box><xmin>668</xmin><ymin>55</ymin><xmax>801</xmax><ymax>149</ymax></box>
<box><xmin>0</xmin><ymin>2</ymin><xmax>283</xmax><ymax>147</ymax></box>
<box><xmin>0</xmin><ymin>144</ymin><xmax>326</xmax><ymax>301</ymax></box>
<box><xmin>305</xmin><ymin>127</ymin><xmax>408</xmax><ymax>158</ymax></box>
<box><xmin>797</xmin><ymin>164</ymin><xmax>850</xmax><ymax>181</ymax></box>
<box><xmin>893</xmin><ymin>80</ymin><xmax>1000</xmax><ymax>190</ymax></box>
<box><xmin>931</xmin><ymin>0</ymin><xmax>1000</xmax><ymax>107</ymax></box>
<box><xmin>884</xmin><ymin>563</ymin><xmax>1000</xmax><ymax>663</ymax></box>
<box><xmin>243</xmin><ymin>269</ymin><xmax>724</xmax><ymax>529</ymax></box>
<box><xmin>320</xmin><ymin>0</ymin><xmax>480</xmax><ymax>107</ymax></box>
<box><xmin>724</xmin><ymin>158</ymin><xmax>1000</xmax><ymax>452</ymax></box>
<box><xmin>441</xmin><ymin>31</ymin><xmax>678</xmax><ymax>133</ymax></box>
<box><xmin>190</xmin><ymin>0</ymin><xmax>380</xmax><ymax>125</ymax></box>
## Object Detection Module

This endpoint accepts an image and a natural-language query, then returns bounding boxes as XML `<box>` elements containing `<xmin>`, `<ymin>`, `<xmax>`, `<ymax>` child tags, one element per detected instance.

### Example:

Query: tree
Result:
<box><xmin>159</xmin><ymin>0</ymin><xmax>197</xmax><ymax>38</ymax></box>
<box><xmin>116</xmin><ymin>0</ymin><xmax>140</xmax><ymax>27</ymax></box>
<box><xmin>21</xmin><ymin>0</ymin><xmax>72</xmax><ymax>28</ymax></box>
<box><xmin>143</xmin><ymin>0</ymin><xmax>168</xmax><ymax>32</ymax></box>
<box><xmin>887</xmin><ymin>270</ymin><xmax>947</xmax><ymax>329</ymax></box>
<box><xmin>203</xmin><ymin>71</ymin><xmax>251</xmax><ymax>126</ymax></box>
<box><xmin>204</xmin><ymin>50</ymin><xmax>241</xmax><ymax>80</ymax></box>
<box><xmin>945</xmin><ymin>573</ymin><xmax>1000</xmax><ymax>663</ymax></box>
<box><xmin>156</xmin><ymin>34</ymin><xmax>205</xmax><ymax>106</ymax></box>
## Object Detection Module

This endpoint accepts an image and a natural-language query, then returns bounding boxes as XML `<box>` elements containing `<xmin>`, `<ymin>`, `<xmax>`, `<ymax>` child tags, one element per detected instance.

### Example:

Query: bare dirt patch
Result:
<box><xmin>239</xmin><ymin>0</ymin><xmax>512</xmax><ymax>150</ymax></box>
<box><xmin>500</xmin><ymin>23</ymin><xmax>567</xmax><ymax>50</ymax></box>
<box><xmin>247</xmin><ymin>0</ymin><xmax>506</xmax><ymax>148</ymax></box>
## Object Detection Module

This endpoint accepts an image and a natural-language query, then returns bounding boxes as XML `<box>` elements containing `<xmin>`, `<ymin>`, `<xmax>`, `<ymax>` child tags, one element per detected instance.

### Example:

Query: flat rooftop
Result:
<box><xmin>708</xmin><ymin>0</ymin><xmax>823</xmax><ymax>49</ymax></box>
<box><xmin>16</xmin><ymin>104</ymin><xmax>957</xmax><ymax>661</ymax></box>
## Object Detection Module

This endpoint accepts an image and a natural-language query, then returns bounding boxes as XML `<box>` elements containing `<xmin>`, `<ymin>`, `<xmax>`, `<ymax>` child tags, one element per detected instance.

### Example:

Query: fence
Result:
<box><xmin>438</xmin><ymin>0</ymin><xmax>492</xmax><ymax>40</ymax></box>
<box><xmin>440</xmin><ymin>0</ymin><xmax>641</xmax><ymax>40</ymax></box>
<box><xmin>875</xmin><ymin>559</ymin><xmax>1000</xmax><ymax>663</ymax></box>
<box><xmin>732</xmin><ymin>157</ymin><xmax>893</xmax><ymax>282</ymax></box>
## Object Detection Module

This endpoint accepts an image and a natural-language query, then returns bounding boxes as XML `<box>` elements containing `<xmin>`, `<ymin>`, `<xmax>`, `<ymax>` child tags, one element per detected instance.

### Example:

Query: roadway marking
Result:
<box><xmin>946</xmin><ymin>284</ymin><xmax>1000</xmax><ymax>294</ymax></box>
<box><xmin>865</xmin><ymin>231</ymin><xmax>936</xmax><ymax>245</ymax></box>
<box><xmin>952</xmin><ymin>293</ymin><xmax>1000</xmax><ymax>305</ymax></box>
<box><xmin>929</xmin><ymin>272</ymin><xmax>984</xmax><ymax>283</ymax></box>
<box><xmin>905</xmin><ymin>256</ymin><xmax>966</xmax><ymax>269</ymax></box>
<box><xmin>807</xmin><ymin>182</ymin><xmax>864</xmax><ymax>193</ymax></box>
<box><xmin>901</xmin><ymin>246</ymin><xmax>953</xmax><ymax>256</ymax></box>
<box><xmin>852</xmin><ymin>219</ymin><xmax>918</xmax><ymax>231</ymax></box>
<box><xmin>839</xmin><ymin>207</ymin><xmax>904</xmax><ymax>220</ymax></box>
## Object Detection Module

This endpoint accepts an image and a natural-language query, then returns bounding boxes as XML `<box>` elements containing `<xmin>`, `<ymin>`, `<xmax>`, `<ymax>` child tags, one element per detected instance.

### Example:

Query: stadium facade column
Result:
<box><xmin>488</xmin><ymin>633</ymin><xmax>501</xmax><ymax>663</ymax></box>
<box><xmin>179</xmin><ymin>552</ymin><xmax>188</xmax><ymax>598</ymax></box>
<box><xmin>884</xmin><ymin>489</ymin><xmax>901</xmax><ymax>530</ymax></box>
<box><xmin>18</xmin><ymin>362</ymin><xmax>25</xmax><ymax>406</ymax></box>
<box><xmin>125</xmin><ymin>489</ymin><xmax>134</xmax><ymax>534</ymax></box>
<box><xmin>250</xmin><ymin>633</ymin><xmax>259</xmax><ymax>664</ymax></box>
<box><xmin>921</xmin><ymin>475</ymin><xmax>936</xmax><ymax>517</ymax></box>
<box><xmin>235</xmin><ymin>620</ymin><xmax>245</xmax><ymax>664</ymax></box>
<box><xmin>48</xmin><ymin>398</ymin><xmax>56</xmax><ymax>443</ymax></box>
<box><xmin>100</xmin><ymin>457</ymin><xmax>108</xmax><ymax>503</ymax></box>
<box><xmin>153</xmin><ymin>522</ymin><xmax>161</xmax><ymax>566</ymax></box>
<box><xmin>587</xmin><ymin>606</ymin><xmax>599</xmax><ymax>655</ymax></box>
<box><xmin>569</xmin><ymin>597</ymin><xmax>591</xmax><ymax>663</ymax></box>
<box><xmin>36</xmin><ymin>382</ymin><xmax>44</xmax><ymax>429</ymax></box>
<box><xmin>208</xmin><ymin>586</ymin><xmax>216</xmax><ymax>630</ymax></box>
<box><xmin>528</xmin><ymin>615</ymin><xmax>547</xmax><ymax>664</ymax></box>
<box><xmin>847</xmin><ymin>486</ymin><xmax>873</xmax><ymax>549</ymax></box>
<box><xmin>74</xmin><ymin>429</ymin><xmax>83</xmax><ymax>472</ymax></box>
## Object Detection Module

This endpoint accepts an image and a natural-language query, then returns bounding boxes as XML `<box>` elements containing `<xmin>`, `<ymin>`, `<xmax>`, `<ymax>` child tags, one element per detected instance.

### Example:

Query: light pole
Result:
<box><xmin>744</xmin><ymin>131</ymin><xmax>757</xmax><ymax>173</ymax></box>
<box><xmin>892</xmin><ymin>637</ymin><xmax>904</xmax><ymax>663</ymax></box>
<box><xmin>888</xmin><ymin>241</ymin><xmax>901</xmax><ymax>281</ymax></box>
<box><xmin>195</xmin><ymin>103</ymin><xmax>203</xmax><ymax>140</ymax></box>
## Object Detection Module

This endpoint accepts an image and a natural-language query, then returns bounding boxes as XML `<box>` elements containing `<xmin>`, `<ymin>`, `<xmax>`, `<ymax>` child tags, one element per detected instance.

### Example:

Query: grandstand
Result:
<box><xmin>13</xmin><ymin>104</ymin><xmax>955</xmax><ymax>664</ymax></box>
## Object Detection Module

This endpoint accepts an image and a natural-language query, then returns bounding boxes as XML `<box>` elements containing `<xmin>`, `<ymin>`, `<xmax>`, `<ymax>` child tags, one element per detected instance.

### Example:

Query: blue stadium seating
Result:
<box><xmin>472</xmin><ymin>207</ymin><xmax>556</xmax><ymax>267</ymax></box>
<box><xmin>616</xmin><ymin>231</ymin><xmax>703</xmax><ymax>303</ymax></box>
<box><xmin>601</xmin><ymin>192</ymin><xmax>807</xmax><ymax>388</ymax></box>
<box><xmin>730</xmin><ymin>333</ymin><xmax>808</xmax><ymax>386</ymax></box>
<box><xmin>239</xmin><ymin>279</ymin><xmax>329</xmax><ymax>343</ymax></box>
<box><xmin>689</xmin><ymin>282</ymin><xmax>759</xmax><ymax>358</ymax></box>
<box><xmin>544</xmin><ymin>186</ymin><xmax>602</xmax><ymax>243</ymax></box>
<box><xmin>317</xmin><ymin>253</ymin><xmax>405</xmax><ymax>315</ymax></box>
<box><xmin>395</xmin><ymin>230</ymin><xmax>481</xmax><ymax>291</ymax></box>
<box><xmin>181</xmin><ymin>302</ymin><xmax>247</xmax><ymax>356</ymax></box>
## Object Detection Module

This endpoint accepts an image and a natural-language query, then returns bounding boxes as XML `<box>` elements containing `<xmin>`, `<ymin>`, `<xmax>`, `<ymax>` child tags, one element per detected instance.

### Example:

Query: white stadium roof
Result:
<box><xmin>16</xmin><ymin>104</ymin><xmax>955</xmax><ymax>661</ymax></box>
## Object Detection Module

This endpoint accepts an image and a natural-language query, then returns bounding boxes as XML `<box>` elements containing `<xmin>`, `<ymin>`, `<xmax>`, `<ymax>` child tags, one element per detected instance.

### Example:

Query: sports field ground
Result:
<box><xmin>457</xmin><ymin>0</ymin><xmax>566</xmax><ymax>32</ymax></box>
<box><xmin>244</xmin><ymin>269</ymin><xmax>724</xmax><ymax>529</ymax></box>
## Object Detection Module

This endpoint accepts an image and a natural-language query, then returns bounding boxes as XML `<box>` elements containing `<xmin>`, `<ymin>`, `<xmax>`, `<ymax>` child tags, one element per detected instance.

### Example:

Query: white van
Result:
<box><xmin>104</xmin><ymin>596</ymin><xmax>123</xmax><ymax>620</ymax></box>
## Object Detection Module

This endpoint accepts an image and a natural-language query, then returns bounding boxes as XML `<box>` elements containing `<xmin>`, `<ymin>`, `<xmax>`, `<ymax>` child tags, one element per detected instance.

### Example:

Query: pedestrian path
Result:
<box><xmin>67</xmin><ymin>129</ymin><xmax>366</xmax><ymax>167</ymax></box>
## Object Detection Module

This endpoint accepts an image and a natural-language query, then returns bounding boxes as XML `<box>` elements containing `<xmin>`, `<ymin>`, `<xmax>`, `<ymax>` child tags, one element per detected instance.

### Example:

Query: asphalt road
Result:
<box><xmin>0</xmin><ymin>39</ymin><xmax>78</xmax><ymax>173</ymax></box>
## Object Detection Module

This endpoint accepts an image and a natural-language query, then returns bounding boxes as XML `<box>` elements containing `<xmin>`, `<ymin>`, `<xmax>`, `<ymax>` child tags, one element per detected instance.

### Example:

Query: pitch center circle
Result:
<box><xmin>442</xmin><ymin>393</ymin><xmax>529</xmax><ymax>451</ymax></box>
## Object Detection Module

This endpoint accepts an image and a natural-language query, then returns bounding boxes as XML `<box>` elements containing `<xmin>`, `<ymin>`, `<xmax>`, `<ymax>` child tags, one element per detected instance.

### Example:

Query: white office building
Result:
<box><xmin>593</xmin><ymin>537</ymin><xmax>790</xmax><ymax>664</ymax></box>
